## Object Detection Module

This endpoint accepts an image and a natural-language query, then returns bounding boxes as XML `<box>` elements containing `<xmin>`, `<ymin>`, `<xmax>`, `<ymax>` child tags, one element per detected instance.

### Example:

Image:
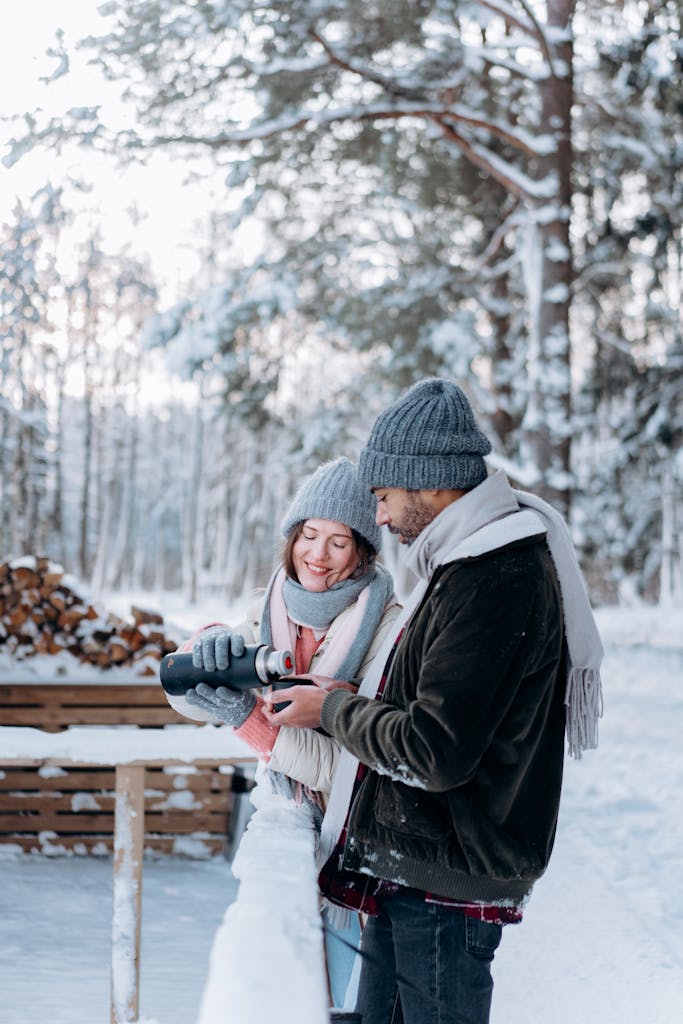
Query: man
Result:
<box><xmin>265</xmin><ymin>378</ymin><xmax>603</xmax><ymax>1024</ymax></box>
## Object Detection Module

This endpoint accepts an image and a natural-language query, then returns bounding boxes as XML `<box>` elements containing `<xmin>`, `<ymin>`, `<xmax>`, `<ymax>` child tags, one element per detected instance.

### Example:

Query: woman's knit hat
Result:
<box><xmin>358</xmin><ymin>378</ymin><xmax>492</xmax><ymax>491</ymax></box>
<box><xmin>281</xmin><ymin>457</ymin><xmax>382</xmax><ymax>552</ymax></box>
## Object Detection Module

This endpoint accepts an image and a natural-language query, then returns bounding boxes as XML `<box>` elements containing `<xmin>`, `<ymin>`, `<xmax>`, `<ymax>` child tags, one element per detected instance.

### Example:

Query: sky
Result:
<box><xmin>0</xmin><ymin>0</ymin><xmax>218</xmax><ymax>299</ymax></box>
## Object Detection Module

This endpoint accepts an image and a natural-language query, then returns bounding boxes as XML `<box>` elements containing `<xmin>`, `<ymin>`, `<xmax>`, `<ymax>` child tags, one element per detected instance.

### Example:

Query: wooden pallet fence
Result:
<box><xmin>0</xmin><ymin>761</ymin><xmax>239</xmax><ymax>854</ymax></box>
<box><xmin>0</xmin><ymin>682</ymin><xmax>188</xmax><ymax>731</ymax></box>
<box><xmin>0</xmin><ymin>677</ymin><xmax>255</xmax><ymax>853</ymax></box>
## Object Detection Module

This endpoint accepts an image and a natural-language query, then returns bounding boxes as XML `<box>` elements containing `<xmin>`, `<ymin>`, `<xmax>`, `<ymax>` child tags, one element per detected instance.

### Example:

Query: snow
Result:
<box><xmin>197</xmin><ymin>768</ymin><xmax>328</xmax><ymax>1024</ymax></box>
<box><xmin>1</xmin><ymin>604</ymin><xmax>682</xmax><ymax>1023</ymax></box>
<box><xmin>0</xmin><ymin>724</ymin><xmax>254</xmax><ymax>763</ymax></box>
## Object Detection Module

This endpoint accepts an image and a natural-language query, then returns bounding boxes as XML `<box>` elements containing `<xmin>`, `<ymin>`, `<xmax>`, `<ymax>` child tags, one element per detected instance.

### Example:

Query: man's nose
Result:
<box><xmin>376</xmin><ymin>506</ymin><xmax>389</xmax><ymax>526</ymax></box>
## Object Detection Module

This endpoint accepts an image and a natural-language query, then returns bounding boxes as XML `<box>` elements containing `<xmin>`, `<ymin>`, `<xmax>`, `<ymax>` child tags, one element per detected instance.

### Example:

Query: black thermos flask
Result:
<box><xmin>159</xmin><ymin>644</ymin><xmax>295</xmax><ymax>697</ymax></box>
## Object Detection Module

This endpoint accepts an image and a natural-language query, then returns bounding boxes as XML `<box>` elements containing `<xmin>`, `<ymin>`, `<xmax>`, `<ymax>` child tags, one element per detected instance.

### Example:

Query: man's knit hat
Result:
<box><xmin>358</xmin><ymin>378</ymin><xmax>492</xmax><ymax>491</ymax></box>
<box><xmin>281</xmin><ymin>457</ymin><xmax>382</xmax><ymax>552</ymax></box>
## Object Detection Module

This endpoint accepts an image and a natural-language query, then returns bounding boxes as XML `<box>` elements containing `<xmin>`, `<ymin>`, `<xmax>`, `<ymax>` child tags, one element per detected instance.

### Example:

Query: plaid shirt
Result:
<box><xmin>318</xmin><ymin>768</ymin><xmax>523</xmax><ymax>927</ymax></box>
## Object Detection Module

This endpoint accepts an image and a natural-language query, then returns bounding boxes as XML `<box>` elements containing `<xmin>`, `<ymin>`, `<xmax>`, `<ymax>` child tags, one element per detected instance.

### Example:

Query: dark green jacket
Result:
<box><xmin>320</xmin><ymin>535</ymin><xmax>567</xmax><ymax>904</ymax></box>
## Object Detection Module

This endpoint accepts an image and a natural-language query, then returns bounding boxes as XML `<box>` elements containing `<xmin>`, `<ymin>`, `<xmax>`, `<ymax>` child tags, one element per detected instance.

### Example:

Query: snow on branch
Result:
<box><xmin>138</xmin><ymin>98</ymin><xmax>558</xmax><ymax>163</ymax></box>
<box><xmin>308</xmin><ymin>28</ymin><xmax>422</xmax><ymax>100</ymax></box>
<box><xmin>239</xmin><ymin>53</ymin><xmax>330</xmax><ymax>77</ymax></box>
<box><xmin>469</xmin><ymin>47</ymin><xmax>550</xmax><ymax>82</ymax></box>
<box><xmin>478</xmin><ymin>0</ymin><xmax>556</xmax><ymax>73</ymax></box>
<box><xmin>430</xmin><ymin>116</ymin><xmax>556</xmax><ymax>201</ymax></box>
<box><xmin>439</xmin><ymin>107</ymin><xmax>556</xmax><ymax>158</ymax></box>
<box><xmin>40</xmin><ymin>29</ymin><xmax>70</xmax><ymax>85</ymax></box>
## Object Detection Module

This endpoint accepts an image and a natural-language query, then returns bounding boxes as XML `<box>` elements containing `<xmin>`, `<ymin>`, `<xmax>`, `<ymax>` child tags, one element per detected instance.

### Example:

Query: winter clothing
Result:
<box><xmin>186</xmin><ymin>681</ymin><xmax>256</xmax><ymax>727</ymax></box>
<box><xmin>262</xmin><ymin>562</ymin><xmax>396</xmax><ymax>684</ymax></box>
<box><xmin>356</xmin><ymin>890</ymin><xmax>502</xmax><ymax>1024</ymax></box>
<box><xmin>318</xmin><ymin>471</ymin><xmax>603</xmax><ymax>909</ymax></box>
<box><xmin>256</xmin><ymin>562</ymin><xmax>399</xmax><ymax>792</ymax></box>
<box><xmin>184</xmin><ymin>628</ymin><xmax>255</xmax><ymax>726</ymax></box>
<box><xmin>281</xmin><ymin>456</ymin><xmax>382</xmax><ymax>553</ymax></box>
<box><xmin>399</xmin><ymin>471</ymin><xmax>604</xmax><ymax>758</ymax></box>
<box><xmin>163</xmin><ymin>457</ymin><xmax>400</xmax><ymax>1014</ymax></box>
<box><xmin>280</xmin><ymin>571</ymin><xmax>376</xmax><ymax>631</ymax></box>
<box><xmin>358</xmin><ymin>378</ymin><xmax>491</xmax><ymax>492</ymax></box>
<box><xmin>166</xmin><ymin>567</ymin><xmax>400</xmax><ymax>794</ymax></box>
<box><xmin>193</xmin><ymin>627</ymin><xmax>246</xmax><ymax>669</ymax></box>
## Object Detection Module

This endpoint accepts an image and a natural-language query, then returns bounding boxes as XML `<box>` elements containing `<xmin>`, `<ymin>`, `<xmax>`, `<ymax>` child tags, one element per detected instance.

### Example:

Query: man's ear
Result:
<box><xmin>427</xmin><ymin>488</ymin><xmax>466</xmax><ymax>512</ymax></box>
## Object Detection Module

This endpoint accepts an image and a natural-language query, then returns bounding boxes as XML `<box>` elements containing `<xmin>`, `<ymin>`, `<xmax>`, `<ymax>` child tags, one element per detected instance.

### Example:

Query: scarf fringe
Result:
<box><xmin>565</xmin><ymin>666</ymin><xmax>604</xmax><ymax>759</ymax></box>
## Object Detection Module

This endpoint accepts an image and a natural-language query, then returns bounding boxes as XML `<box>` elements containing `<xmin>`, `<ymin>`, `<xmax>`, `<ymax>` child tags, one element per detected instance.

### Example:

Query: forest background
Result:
<box><xmin>1</xmin><ymin>0</ymin><xmax>681</xmax><ymax>612</ymax></box>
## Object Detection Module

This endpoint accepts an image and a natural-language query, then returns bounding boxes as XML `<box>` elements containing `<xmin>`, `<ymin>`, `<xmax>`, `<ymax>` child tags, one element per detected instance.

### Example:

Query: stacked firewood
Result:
<box><xmin>0</xmin><ymin>556</ymin><xmax>182</xmax><ymax>675</ymax></box>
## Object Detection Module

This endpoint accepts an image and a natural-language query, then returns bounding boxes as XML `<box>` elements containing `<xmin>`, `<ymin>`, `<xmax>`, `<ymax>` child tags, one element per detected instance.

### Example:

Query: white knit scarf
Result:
<box><xmin>317</xmin><ymin>471</ymin><xmax>604</xmax><ymax>870</ymax></box>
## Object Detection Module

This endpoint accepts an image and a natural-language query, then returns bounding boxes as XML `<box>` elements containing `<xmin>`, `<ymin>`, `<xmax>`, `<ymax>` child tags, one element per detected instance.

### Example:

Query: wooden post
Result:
<box><xmin>111</xmin><ymin>764</ymin><xmax>145</xmax><ymax>1024</ymax></box>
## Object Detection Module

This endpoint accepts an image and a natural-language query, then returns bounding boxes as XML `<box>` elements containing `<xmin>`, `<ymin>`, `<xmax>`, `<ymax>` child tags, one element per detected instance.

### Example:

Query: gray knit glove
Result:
<box><xmin>192</xmin><ymin>627</ymin><xmax>246</xmax><ymax>671</ymax></box>
<box><xmin>185</xmin><ymin>683</ymin><xmax>256</xmax><ymax>726</ymax></box>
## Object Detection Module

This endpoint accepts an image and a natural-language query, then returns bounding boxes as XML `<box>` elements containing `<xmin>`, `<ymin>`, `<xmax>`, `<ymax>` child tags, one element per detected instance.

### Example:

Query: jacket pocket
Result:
<box><xmin>374</xmin><ymin>778</ymin><xmax>450</xmax><ymax>841</ymax></box>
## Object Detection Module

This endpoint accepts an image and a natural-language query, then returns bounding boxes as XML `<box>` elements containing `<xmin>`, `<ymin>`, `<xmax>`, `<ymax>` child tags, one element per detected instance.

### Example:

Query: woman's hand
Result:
<box><xmin>261</xmin><ymin>673</ymin><xmax>343</xmax><ymax>728</ymax></box>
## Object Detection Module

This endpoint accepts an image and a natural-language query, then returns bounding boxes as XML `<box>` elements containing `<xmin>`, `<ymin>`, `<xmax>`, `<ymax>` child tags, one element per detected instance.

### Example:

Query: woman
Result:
<box><xmin>165</xmin><ymin>457</ymin><xmax>400</xmax><ymax>1007</ymax></box>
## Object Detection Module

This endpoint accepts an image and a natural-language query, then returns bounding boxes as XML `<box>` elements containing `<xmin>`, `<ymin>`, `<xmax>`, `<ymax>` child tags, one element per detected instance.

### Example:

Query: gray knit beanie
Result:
<box><xmin>358</xmin><ymin>378</ymin><xmax>492</xmax><ymax>491</ymax></box>
<box><xmin>281</xmin><ymin>457</ymin><xmax>382</xmax><ymax>552</ymax></box>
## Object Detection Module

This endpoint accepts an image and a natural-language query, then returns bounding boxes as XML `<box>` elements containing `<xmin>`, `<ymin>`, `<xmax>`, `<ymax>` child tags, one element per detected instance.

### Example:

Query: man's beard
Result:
<box><xmin>391</xmin><ymin>492</ymin><xmax>437</xmax><ymax>544</ymax></box>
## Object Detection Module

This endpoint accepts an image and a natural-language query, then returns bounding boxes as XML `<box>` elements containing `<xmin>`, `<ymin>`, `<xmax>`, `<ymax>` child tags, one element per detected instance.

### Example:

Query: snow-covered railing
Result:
<box><xmin>197</xmin><ymin>765</ymin><xmax>330</xmax><ymax>1024</ymax></box>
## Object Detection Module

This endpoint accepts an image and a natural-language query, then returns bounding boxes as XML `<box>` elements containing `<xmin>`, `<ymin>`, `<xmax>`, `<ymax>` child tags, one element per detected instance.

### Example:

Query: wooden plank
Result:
<box><xmin>0</xmin><ymin>815</ymin><xmax>227</xmax><ymax>835</ymax></box>
<box><xmin>0</xmin><ymin>681</ymin><xmax>188</xmax><ymax>731</ymax></box>
<box><xmin>1</xmin><ymin>833</ymin><xmax>226</xmax><ymax>855</ymax></box>
<box><xmin>144</xmin><ymin>812</ymin><xmax>227</xmax><ymax>829</ymax></box>
<box><xmin>0</xmin><ymin>790</ymin><xmax>229</xmax><ymax>814</ymax></box>
<box><xmin>0</xmin><ymin>757</ymin><xmax>253</xmax><ymax>768</ymax></box>
<box><xmin>0</xmin><ymin>684</ymin><xmax>168</xmax><ymax>704</ymax></box>
<box><xmin>0</xmin><ymin>812</ymin><xmax>116</xmax><ymax>831</ymax></box>
<box><xmin>0</xmin><ymin>707</ymin><xmax>185</xmax><ymax>728</ymax></box>
<box><xmin>0</xmin><ymin>766</ymin><xmax>232</xmax><ymax>793</ymax></box>
<box><xmin>0</xmin><ymin>768</ymin><xmax>116</xmax><ymax>790</ymax></box>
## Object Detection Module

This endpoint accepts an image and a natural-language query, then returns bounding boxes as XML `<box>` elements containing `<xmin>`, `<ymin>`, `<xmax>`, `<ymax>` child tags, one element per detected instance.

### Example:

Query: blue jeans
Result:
<box><xmin>356</xmin><ymin>890</ymin><xmax>503</xmax><ymax>1024</ymax></box>
<box><xmin>324</xmin><ymin>906</ymin><xmax>363</xmax><ymax>1009</ymax></box>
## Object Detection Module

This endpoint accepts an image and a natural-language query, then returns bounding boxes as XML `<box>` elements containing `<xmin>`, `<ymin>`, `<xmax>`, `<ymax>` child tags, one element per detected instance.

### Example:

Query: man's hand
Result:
<box><xmin>261</xmin><ymin>675</ymin><xmax>331</xmax><ymax>728</ymax></box>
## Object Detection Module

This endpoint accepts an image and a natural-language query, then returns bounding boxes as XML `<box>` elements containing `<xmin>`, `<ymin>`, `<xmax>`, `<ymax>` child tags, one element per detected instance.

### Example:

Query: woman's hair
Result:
<box><xmin>282</xmin><ymin>522</ymin><xmax>377</xmax><ymax>585</ymax></box>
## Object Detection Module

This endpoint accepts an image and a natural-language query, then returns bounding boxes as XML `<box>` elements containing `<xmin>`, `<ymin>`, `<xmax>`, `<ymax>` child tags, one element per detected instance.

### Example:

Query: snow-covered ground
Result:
<box><xmin>1</xmin><ymin>603</ymin><xmax>682</xmax><ymax>1023</ymax></box>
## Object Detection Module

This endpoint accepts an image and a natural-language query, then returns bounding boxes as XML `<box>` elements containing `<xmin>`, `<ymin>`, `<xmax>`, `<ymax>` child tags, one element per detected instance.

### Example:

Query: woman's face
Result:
<box><xmin>292</xmin><ymin>518</ymin><xmax>359</xmax><ymax>591</ymax></box>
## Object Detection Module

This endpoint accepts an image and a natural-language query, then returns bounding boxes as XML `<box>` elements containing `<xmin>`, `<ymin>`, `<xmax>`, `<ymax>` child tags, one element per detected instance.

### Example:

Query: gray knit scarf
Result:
<box><xmin>260</xmin><ymin>563</ymin><xmax>395</xmax><ymax>682</ymax></box>
<box><xmin>282</xmin><ymin>573</ymin><xmax>371</xmax><ymax>630</ymax></box>
<box><xmin>403</xmin><ymin>471</ymin><xmax>604</xmax><ymax>758</ymax></box>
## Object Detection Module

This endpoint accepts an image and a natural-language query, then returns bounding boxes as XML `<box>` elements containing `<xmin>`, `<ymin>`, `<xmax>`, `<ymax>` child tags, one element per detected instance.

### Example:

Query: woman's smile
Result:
<box><xmin>292</xmin><ymin>518</ymin><xmax>358</xmax><ymax>591</ymax></box>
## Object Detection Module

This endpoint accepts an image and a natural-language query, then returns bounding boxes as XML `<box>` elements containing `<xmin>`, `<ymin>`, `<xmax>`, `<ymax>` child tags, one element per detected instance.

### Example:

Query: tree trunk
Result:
<box><xmin>521</xmin><ymin>0</ymin><xmax>575</xmax><ymax>516</ymax></box>
<box><xmin>182</xmin><ymin>390</ymin><xmax>205</xmax><ymax>603</ymax></box>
